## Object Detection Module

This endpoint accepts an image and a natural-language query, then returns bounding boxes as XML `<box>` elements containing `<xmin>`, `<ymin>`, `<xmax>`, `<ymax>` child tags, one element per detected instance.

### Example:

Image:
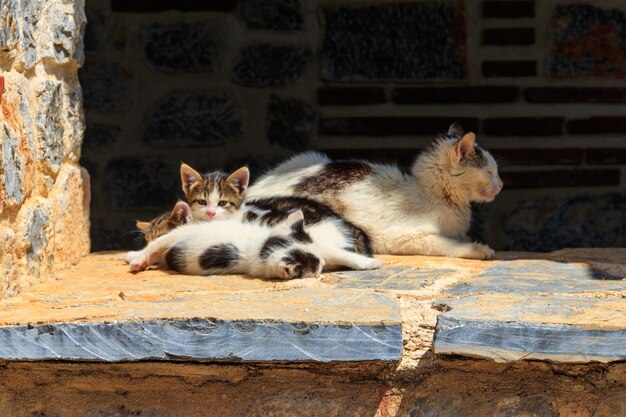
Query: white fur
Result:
<box><xmin>246</xmin><ymin>140</ymin><xmax>502</xmax><ymax>260</ymax></box>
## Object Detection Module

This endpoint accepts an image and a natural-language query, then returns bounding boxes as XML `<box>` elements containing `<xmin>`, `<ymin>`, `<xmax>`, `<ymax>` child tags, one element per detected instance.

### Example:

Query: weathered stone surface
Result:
<box><xmin>551</xmin><ymin>4</ymin><xmax>626</xmax><ymax>78</ymax></box>
<box><xmin>0</xmin><ymin>0</ymin><xmax>85</xmax><ymax>68</ymax></box>
<box><xmin>234</xmin><ymin>43</ymin><xmax>312</xmax><ymax>87</ymax></box>
<box><xmin>238</xmin><ymin>0</ymin><xmax>304</xmax><ymax>31</ymax></box>
<box><xmin>409</xmin><ymin>394</ymin><xmax>557</xmax><ymax>417</ymax></box>
<box><xmin>83</xmin><ymin>123</ymin><xmax>121</xmax><ymax>149</ymax></box>
<box><xmin>143</xmin><ymin>90</ymin><xmax>241</xmax><ymax>147</ymax></box>
<box><xmin>49</xmin><ymin>165</ymin><xmax>90</xmax><ymax>269</ymax></box>
<box><xmin>322</xmin><ymin>2</ymin><xmax>467</xmax><ymax>81</ymax></box>
<box><xmin>505</xmin><ymin>193</ymin><xmax>626</xmax><ymax>251</ymax></box>
<box><xmin>80</xmin><ymin>61</ymin><xmax>130</xmax><ymax>112</ymax></box>
<box><xmin>436</xmin><ymin>312</ymin><xmax>626</xmax><ymax>363</ymax></box>
<box><xmin>142</xmin><ymin>21</ymin><xmax>226</xmax><ymax>73</ymax></box>
<box><xmin>267</xmin><ymin>94</ymin><xmax>316</xmax><ymax>151</ymax></box>
<box><xmin>34</xmin><ymin>81</ymin><xmax>64</xmax><ymax>174</ymax></box>
<box><xmin>103</xmin><ymin>157</ymin><xmax>179</xmax><ymax>209</ymax></box>
<box><xmin>1</xmin><ymin>125</ymin><xmax>25</xmax><ymax>206</ymax></box>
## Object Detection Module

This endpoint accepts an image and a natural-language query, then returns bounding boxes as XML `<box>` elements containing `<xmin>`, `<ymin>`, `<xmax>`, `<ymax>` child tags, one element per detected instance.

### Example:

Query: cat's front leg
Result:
<box><xmin>323</xmin><ymin>248</ymin><xmax>383</xmax><ymax>270</ymax></box>
<box><xmin>386</xmin><ymin>234</ymin><xmax>495</xmax><ymax>259</ymax></box>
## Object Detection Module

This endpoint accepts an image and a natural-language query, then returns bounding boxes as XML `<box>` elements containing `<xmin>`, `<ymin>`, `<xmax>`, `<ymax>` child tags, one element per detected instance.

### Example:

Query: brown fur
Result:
<box><xmin>137</xmin><ymin>202</ymin><xmax>191</xmax><ymax>242</ymax></box>
<box><xmin>295</xmin><ymin>161</ymin><xmax>373</xmax><ymax>195</ymax></box>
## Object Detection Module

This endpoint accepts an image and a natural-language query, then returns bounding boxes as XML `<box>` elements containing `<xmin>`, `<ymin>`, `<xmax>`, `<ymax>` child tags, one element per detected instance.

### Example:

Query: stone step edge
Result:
<box><xmin>0</xmin><ymin>318</ymin><xmax>402</xmax><ymax>363</ymax></box>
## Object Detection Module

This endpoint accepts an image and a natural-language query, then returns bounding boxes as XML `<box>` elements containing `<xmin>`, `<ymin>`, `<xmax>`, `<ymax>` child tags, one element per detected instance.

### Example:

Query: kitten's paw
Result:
<box><xmin>124</xmin><ymin>250</ymin><xmax>141</xmax><ymax>264</ymax></box>
<box><xmin>128</xmin><ymin>256</ymin><xmax>149</xmax><ymax>273</ymax></box>
<box><xmin>356</xmin><ymin>258</ymin><xmax>384</xmax><ymax>270</ymax></box>
<box><xmin>462</xmin><ymin>243</ymin><xmax>495</xmax><ymax>260</ymax></box>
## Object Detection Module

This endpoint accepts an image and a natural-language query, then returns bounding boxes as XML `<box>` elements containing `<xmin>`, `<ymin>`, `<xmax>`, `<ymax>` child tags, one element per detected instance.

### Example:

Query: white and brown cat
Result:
<box><xmin>245</xmin><ymin>123</ymin><xmax>503</xmax><ymax>259</ymax></box>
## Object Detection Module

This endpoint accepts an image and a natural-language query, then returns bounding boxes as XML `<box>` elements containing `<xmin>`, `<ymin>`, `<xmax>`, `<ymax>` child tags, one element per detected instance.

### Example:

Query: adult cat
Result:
<box><xmin>245</xmin><ymin>123</ymin><xmax>503</xmax><ymax>259</ymax></box>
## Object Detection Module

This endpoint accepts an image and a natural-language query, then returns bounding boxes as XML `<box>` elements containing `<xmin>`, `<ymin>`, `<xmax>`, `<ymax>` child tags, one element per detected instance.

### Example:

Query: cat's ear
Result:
<box><xmin>454</xmin><ymin>132</ymin><xmax>476</xmax><ymax>162</ymax></box>
<box><xmin>285</xmin><ymin>210</ymin><xmax>305</xmax><ymax>228</ymax></box>
<box><xmin>136</xmin><ymin>221</ymin><xmax>150</xmax><ymax>232</ymax></box>
<box><xmin>447</xmin><ymin>122</ymin><xmax>465</xmax><ymax>138</ymax></box>
<box><xmin>171</xmin><ymin>202</ymin><xmax>193</xmax><ymax>224</ymax></box>
<box><xmin>180</xmin><ymin>163</ymin><xmax>202</xmax><ymax>196</ymax></box>
<box><xmin>226</xmin><ymin>166</ymin><xmax>250</xmax><ymax>194</ymax></box>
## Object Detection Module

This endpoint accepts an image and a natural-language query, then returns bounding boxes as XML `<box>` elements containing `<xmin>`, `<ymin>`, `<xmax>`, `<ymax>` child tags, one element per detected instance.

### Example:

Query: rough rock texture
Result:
<box><xmin>551</xmin><ymin>4</ymin><xmax>626</xmax><ymax>78</ymax></box>
<box><xmin>234</xmin><ymin>43</ymin><xmax>313</xmax><ymax>87</ymax></box>
<box><xmin>238</xmin><ymin>0</ymin><xmax>304</xmax><ymax>31</ymax></box>
<box><xmin>322</xmin><ymin>2</ymin><xmax>467</xmax><ymax>81</ymax></box>
<box><xmin>267</xmin><ymin>94</ymin><xmax>317</xmax><ymax>151</ymax></box>
<box><xmin>0</xmin><ymin>0</ymin><xmax>89</xmax><ymax>298</ymax></box>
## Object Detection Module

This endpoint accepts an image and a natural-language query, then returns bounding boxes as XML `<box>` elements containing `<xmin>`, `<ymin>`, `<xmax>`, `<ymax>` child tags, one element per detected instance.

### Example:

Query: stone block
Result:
<box><xmin>234</xmin><ymin>43</ymin><xmax>312</xmax><ymax>87</ymax></box>
<box><xmin>83</xmin><ymin>123</ymin><xmax>121</xmax><ymax>150</ymax></box>
<box><xmin>238</xmin><ymin>0</ymin><xmax>304</xmax><ymax>31</ymax></box>
<box><xmin>551</xmin><ymin>4</ymin><xmax>626</xmax><ymax>78</ymax></box>
<box><xmin>505</xmin><ymin>193</ymin><xmax>626</xmax><ymax>251</ymax></box>
<box><xmin>321</xmin><ymin>2</ymin><xmax>466</xmax><ymax>81</ymax></box>
<box><xmin>34</xmin><ymin>80</ymin><xmax>64</xmax><ymax>175</ymax></box>
<box><xmin>1</xmin><ymin>124</ymin><xmax>25</xmax><ymax>207</ymax></box>
<box><xmin>267</xmin><ymin>94</ymin><xmax>316</xmax><ymax>151</ymax></box>
<box><xmin>0</xmin><ymin>0</ymin><xmax>85</xmax><ymax>68</ymax></box>
<box><xmin>103</xmin><ymin>157</ymin><xmax>180</xmax><ymax>210</ymax></box>
<box><xmin>142</xmin><ymin>21</ymin><xmax>226</xmax><ymax>73</ymax></box>
<box><xmin>80</xmin><ymin>61</ymin><xmax>130</xmax><ymax>113</ymax></box>
<box><xmin>143</xmin><ymin>90</ymin><xmax>241</xmax><ymax>147</ymax></box>
<box><xmin>50</xmin><ymin>165</ymin><xmax>90</xmax><ymax>269</ymax></box>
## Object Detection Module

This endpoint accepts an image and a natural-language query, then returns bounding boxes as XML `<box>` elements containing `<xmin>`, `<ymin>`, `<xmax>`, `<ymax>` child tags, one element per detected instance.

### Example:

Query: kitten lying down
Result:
<box><xmin>126</xmin><ymin>205</ymin><xmax>382</xmax><ymax>279</ymax></box>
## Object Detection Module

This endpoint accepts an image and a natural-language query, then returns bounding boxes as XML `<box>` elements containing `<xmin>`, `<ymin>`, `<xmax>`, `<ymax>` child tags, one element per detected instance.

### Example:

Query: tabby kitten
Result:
<box><xmin>245</xmin><ymin>123</ymin><xmax>503</xmax><ymax>259</ymax></box>
<box><xmin>136</xmin><ymin>201</ymin><xmax>193</xmax><ymax>242</ymax></box>
<box><xmin>180</xmin><ymin>164</ymin><xmax>249</xmax><ymax>221</ymax></box>
<box><xmin>126</xmin><ymin>211</ymin><xmax>325</xmax><ymax>279</ymax></box>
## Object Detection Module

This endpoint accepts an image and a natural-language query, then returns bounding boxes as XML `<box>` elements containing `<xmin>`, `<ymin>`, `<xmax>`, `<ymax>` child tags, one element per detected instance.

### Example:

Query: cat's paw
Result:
<box><xmin>356</xmin><ymin>258</ymin><xmax>384</xmax><ymax>270</ymax></box>
<box><xmin>128</xmin><ymin>254</ymin><xmax>149</xmax><ymax>273</ymax></box>
<box><xmin>462</xmin><ymin>243</ymin><xmax>495</xmax><ymax>260</ymax></box>
<box><xmin>124</xmin><ymin>250</ymin><xmax>142</xmax><ymax>264</ymax></box>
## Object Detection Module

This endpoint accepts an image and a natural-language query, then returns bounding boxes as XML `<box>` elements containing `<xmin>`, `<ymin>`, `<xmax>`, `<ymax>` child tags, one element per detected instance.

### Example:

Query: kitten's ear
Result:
<box><xmin>171</xmin><ymin>202</ymin><xmax>193</xmax><ymax>224</ymax></box>
<box><xmin>136</xmin><ymin>221</ymin><xmax>150</xmax><ymax>232</ymax></box>
<box><xmin>447</xmin><ymin>122</ymin><xmax>465</xmax><ymax>138</ymax></box>
<box><xmin>285</xmin><ymin>210</ymin><xmax>305</xmax><ymax>228</ymax></box>
<box><xmin>454</xmin><ymin>132</ymin><xmax>476</xmax><ymax>162</ymax></box>
<box><xmin>226</xmin><ymin>166</ymin><xmax>250</xmax><ymax>194</ymax></box>
<box><xmin>180</xmin><ymin>163</ymin><xmax>202</xmax><ymax>195</ymax></box>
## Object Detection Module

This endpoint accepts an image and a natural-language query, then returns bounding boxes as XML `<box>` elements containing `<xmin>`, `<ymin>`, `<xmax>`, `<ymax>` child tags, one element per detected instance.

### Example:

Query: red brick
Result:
<box><xmin>587</xmin><ymin>149</ymin><xmax>626</xmax><ymax>164</ymax></box>
<box><xmin>111</xmin><ymin>0</ymin><xmax>234</xmax><ymax>12</ymax></box>
<box><xmin>484</xmin><ymin>118</ymin><xmax>563</xmax><ymax>136</ymax></box>
<box><xmin>319</xmin><ymin>117</ymin><xmax>479</xmax><ymax>136</ymax></box>
<box><xmin>483</xmin><ymin>28</ymin><xmax>535</xmax><ymax>46</ymax></box>
<box><xmin>318</xmin><ymin>87</ymin><xmax>386</xmax><ymax>106</ymax></box>
<box><xmin>525</xmin><ymin>87</ymin><xmax>626</xmax><ymax>103</ymax></box>
<box><xmin>491</xmin><ymin>149</ymin><xmax>583</xmax><ymax>165</ymax></box>
<box><xmin>482</xmin><ymin>61</ymin><xmax>536</xmax><ymax>77</ymax></box>
<box><xmin>568</xmin><ymin>117</ymin><xmax>626</xmax><ymax>134</ymax></box>
<box><xmin>393</xmin><ymin>86</ymin><xmax>519</xmax><ymax>104</ymax></box>
<box><xmin>482</xmin><ymin>1</ymin><xmax>535</xmax><ymax>18</ymax></box>
<box><xmin>501</xmin><ymin>169</ymin><xmax>620</xmax><ymax>188</ymax></box>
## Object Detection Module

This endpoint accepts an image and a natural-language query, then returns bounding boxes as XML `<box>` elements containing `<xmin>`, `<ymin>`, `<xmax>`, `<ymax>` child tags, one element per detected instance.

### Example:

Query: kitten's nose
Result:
<box><xmin>206</xmin><ymin>211</ymin><xmax>216</xmax><ymax>219</ymax></box>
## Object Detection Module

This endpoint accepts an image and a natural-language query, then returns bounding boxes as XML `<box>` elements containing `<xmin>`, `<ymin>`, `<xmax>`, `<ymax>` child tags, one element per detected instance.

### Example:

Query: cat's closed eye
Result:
<box><xmin>196</xmin><ymin>199</ymin><xmax>207</xmax><ymax>206</ymax></box>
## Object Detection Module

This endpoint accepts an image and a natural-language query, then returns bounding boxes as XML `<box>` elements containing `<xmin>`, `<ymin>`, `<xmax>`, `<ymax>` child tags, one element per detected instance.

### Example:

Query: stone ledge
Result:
<box><xmin>0</xmin><ymin>249</ymin><xmax>624</xmax><ymax>365</ymax></box>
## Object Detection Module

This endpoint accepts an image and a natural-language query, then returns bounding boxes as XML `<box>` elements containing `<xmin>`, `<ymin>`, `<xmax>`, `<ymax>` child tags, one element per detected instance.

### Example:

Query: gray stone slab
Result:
<box><xmin>332</xmin><ymin>266</ymin><xmax>456</xmax><ymax>290</ymax></box>
<box><xmin>435</xmin><ymin>315</ymin><xmax>626</xmax><ymax>363</ymax></box>
<box><xmin>447</xmin><ymin>259</ymin><xmax>626</xmax><ymax>295</ymax></box>
<box><xmin>0</xmin><ymin>319</ymin><xmax>402</xmax><ymax>362</ymax></box>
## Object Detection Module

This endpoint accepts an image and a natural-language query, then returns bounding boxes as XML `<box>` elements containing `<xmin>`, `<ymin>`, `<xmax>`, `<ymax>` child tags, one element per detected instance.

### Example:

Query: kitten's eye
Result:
<box><xmin>218</xmin><ymin>200</ymin><xmax>228</xmax><ymax>207</ymax></box>
<box><xmin>196</xmin><ymin>199</ymin><xmax>207</xmax><ymax>206</ymax></box>
<box><xmin>487</xmin><ymin>170</ymin><xmax>494</xmax><ymax>176</ymax></box>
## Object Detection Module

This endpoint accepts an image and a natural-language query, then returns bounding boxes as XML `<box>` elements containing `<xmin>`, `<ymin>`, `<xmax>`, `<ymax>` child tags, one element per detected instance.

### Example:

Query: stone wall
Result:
<box><xmin>0</xmin><ymin>0</ymin><xmax>90</xmax><ymax>298</ymax></box>
<box><xmin>83</xmin><ymin>0</ymin><xmax>626</xmax><ymax>252</ymax></box>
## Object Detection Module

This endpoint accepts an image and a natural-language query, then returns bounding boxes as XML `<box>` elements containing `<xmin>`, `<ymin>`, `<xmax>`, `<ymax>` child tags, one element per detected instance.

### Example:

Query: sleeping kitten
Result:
<box><xmin>178</xmin><ymin>163</ymin><xmax>382</xmax><ymax>270</ymax></box>
<box><xmin>245</xmin><ymin>123</ymin><xmax>503</xmax><ymax>259</ymax></box>
<box><xmin>136</xmin><ymin>201</ymin><xmax>193</xmax><ymax>242</ymax></box>
<box><xmin>126</xmin><ymin>211</ymin><xmax>325</xmax><ymax>279</ymax></box>
<box><xmin>180</xmin><ymin>164</ymin><xmax>249</xmax><ymax>221</ymax></box>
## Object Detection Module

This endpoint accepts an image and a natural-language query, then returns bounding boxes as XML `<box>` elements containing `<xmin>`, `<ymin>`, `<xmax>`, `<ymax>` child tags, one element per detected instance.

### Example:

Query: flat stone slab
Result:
<box><xmin>0</xmin><ymin>253</ymin><xmax>402</xmax><ymax>362</ymax></box>
<box><xmin>1</xmin><ymin>249</ymin><xmax>624</xmax><ymax>364</ymax></box>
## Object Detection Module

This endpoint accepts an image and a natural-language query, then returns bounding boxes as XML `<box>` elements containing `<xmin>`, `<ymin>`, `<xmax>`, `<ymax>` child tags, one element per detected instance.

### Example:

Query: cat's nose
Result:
<box><xmin>206</xmin><ymin>211</ymin><xmax>216</xmax><ymax>219</ymax></box>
